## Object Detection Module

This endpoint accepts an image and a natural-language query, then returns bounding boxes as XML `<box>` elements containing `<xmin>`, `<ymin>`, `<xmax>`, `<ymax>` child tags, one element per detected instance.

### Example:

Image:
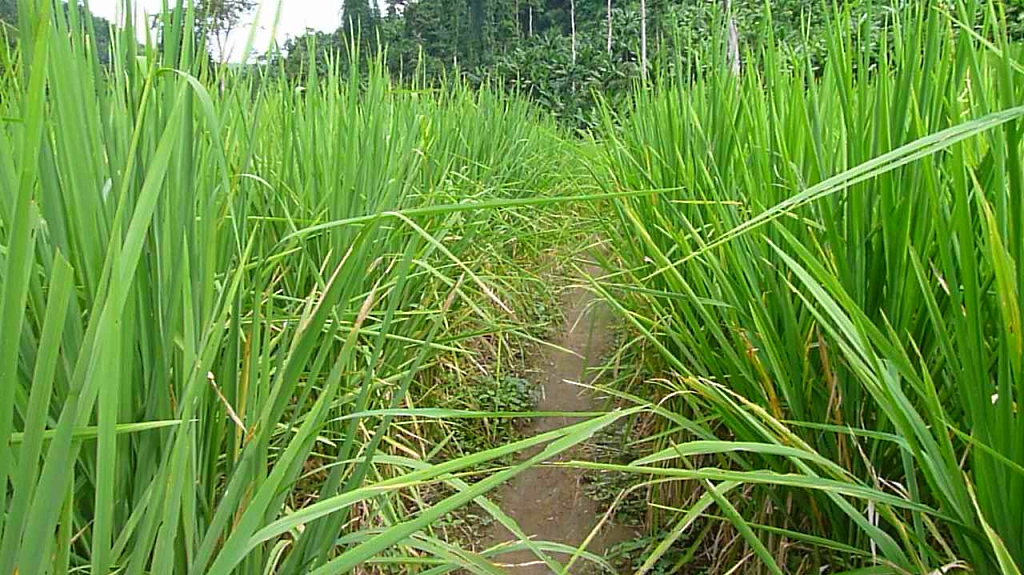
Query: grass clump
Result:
<box><xmin>591</xmin><ymin>0</ymin><xmax>1024</xmax><ymax>572</ymax></box>
<box><xmin>0</xmin><ymin>2</ymin><xmax>631</xmax><ymax>574</ymax></box>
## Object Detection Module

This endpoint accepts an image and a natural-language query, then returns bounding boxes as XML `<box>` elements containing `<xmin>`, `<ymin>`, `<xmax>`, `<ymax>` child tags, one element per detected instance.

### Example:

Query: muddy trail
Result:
<box><xmin>483</xmin><ymin>264</ymin><xmax>637</xmax><ymax>573</ymax></box>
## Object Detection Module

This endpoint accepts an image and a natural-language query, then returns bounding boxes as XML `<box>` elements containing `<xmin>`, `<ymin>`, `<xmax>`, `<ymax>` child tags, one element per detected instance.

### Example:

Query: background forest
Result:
<box><xmin>276</xmin><ymin>0</ymin><xmax>1024</xmax><ymax>125</ymax></box>
<box><xmin>5</xmin><ymin>0</ymin><xmax>1020</xmax><ymax>126</ymax></box>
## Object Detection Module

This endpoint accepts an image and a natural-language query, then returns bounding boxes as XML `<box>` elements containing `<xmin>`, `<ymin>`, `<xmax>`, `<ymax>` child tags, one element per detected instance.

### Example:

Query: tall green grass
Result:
<box><xmin>594</xmin><ymin>1</ymin><xmax>1024</xmax><ymax>572</ymax></box>
<box><xmin>0</xmin><ymin>1</ymin><xmax>630</xmax><ymax>573</ymax></box>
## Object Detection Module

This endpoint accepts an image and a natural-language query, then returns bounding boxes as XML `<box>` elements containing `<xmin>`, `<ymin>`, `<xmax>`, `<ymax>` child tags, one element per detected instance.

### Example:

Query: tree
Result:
<box><xmin>723</xmin><ymin>0</ymin><xmax>739</xmax><ymax>75</ymax></box>
<box><xmin>341</xmin><ymin>0</ymin><xmax>380</xmax><ymax>36</ymax></box>
<box><xmin>606</xmin><ymin>0</ymin><xmax>612</xmax><ymax>55</ymax></box>
<box><xmin>640</xmin><ymin>0</ymin><xmax>647</xmax><ymax>76</ymax></box>
<box><xmin>385</xmin><ymin>0</ymin><xmax>410</xmax><ymax>17</ymax></box>
<box><xmin>570</xmin><ymin>0</ymin><xmax>576</xmax><ymax>62</ymax></box>
<box><xmin>196</xmin><ymin>0</ymin><xmax>255</xmax><ymax>59</ymax></box>
<box><xmin>470</xmin><ymin>0</ymin><xmax>488</xmax><ymax>64</ymax></box>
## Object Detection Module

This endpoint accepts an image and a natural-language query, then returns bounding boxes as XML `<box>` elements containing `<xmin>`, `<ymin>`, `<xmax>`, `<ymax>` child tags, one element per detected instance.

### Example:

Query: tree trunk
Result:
<box><xmin>515</xmin><ymin>0</ymin><xmax>520</xmax><ymax>37</ymax></box>
<box><xmin>723</xmin><ymin>0</ymin><xmax>739</xmax><ymax>76</ymax></box>
<box><xmin>570</xmin><ymin>0</ymin><xmax>577</xmax><ymax>64</ymax></box>
<box><xmin>640</xmin><ymin>0</ymin><xmax>647</xmax><ymax>78</ymax></box>
<box><xmin>528</xmin><ymin>4</ymin><xmax>533</xmax><ymax>37</ymax></box>
<box><xmin>606</xmin><ymin>0</ymin><xmax>612</xmax><ymax>56</ymax></box>
<box><xmin>470</xmin><ymin>0</ymin><xmax>486</xmax><ymax>63</ymax></box>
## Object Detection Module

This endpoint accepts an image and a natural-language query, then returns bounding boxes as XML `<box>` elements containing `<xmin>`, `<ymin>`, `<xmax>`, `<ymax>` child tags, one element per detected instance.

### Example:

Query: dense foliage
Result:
<box><xmin>4</xmin><ymin>0</ymin><xmax>1024</xmax><ymax>573</ymax></box>
<box><xmin>276</xmin><ymin>0</ymin><xmax>1024</xmax><ymax>126</ymax></box>
<box><xmin>0</xmin><ymin>2</ymin><xmax>610</xmax><ymax>574</ymax></box>
<box><xmin>595</xmin><ymin>0</ymin><xmax>1024</xmax><ymax>571</ymax></box>
<box><xmin>275</xmin><ymin>0</ymin><xmax>835</xmax><ymax>125</ymax></box>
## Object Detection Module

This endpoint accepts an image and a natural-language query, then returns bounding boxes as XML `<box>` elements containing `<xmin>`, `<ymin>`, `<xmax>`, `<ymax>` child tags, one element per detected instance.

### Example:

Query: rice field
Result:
<box><xmin>1</xmin><ymin>0</ymin><xmax>1023</xmax><ymax>574</ymax></box>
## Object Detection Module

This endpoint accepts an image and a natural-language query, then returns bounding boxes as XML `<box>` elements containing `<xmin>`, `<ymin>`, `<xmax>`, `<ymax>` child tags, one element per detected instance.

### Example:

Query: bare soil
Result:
<box><xmin>482</xmin><ymin>265</ymin><xmax>638</xmax><ymax>573</ymax></box>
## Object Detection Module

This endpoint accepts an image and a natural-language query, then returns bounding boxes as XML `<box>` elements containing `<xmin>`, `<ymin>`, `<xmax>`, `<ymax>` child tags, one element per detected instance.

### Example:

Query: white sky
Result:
<box><xmin>88</xmin><ymin>1</ymin><xmax>346</xmax><ymax>61</ymax></box>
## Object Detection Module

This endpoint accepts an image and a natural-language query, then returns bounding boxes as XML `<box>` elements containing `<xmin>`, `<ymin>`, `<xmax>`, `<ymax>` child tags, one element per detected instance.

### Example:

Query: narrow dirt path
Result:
<box><xmin>484</xmin><ymin>264</ymin><xmax>637</xmax><ymax>573</ymax></box>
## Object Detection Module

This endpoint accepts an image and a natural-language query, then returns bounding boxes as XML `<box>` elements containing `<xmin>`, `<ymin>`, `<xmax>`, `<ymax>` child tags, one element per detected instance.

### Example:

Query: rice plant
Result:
<box><xmin>0</xmin><ymin>1</ymin><xmax>633</xmax><ymax>573</ymax></box>
<box><xmin>593</xmin><ymin>0</ymin><xmax>1024</xmax><ymax>572</ymax></box>
<box><xmin>9</xmin><ymin>0</ymin><xmax>1024</xmax><ymax>572</ymax></box>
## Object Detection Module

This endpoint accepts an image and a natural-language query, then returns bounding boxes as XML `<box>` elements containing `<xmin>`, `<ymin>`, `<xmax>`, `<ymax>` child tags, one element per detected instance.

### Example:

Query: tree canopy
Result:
<box><xmin>196</xmin><ymin>0</ymin><xmax>255</xmax><ymax>57</ymax></box>
<box><xmin>275</xmin><ymin>0</ymin><xmax>845</xmax><ymax>125</ymax></box>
